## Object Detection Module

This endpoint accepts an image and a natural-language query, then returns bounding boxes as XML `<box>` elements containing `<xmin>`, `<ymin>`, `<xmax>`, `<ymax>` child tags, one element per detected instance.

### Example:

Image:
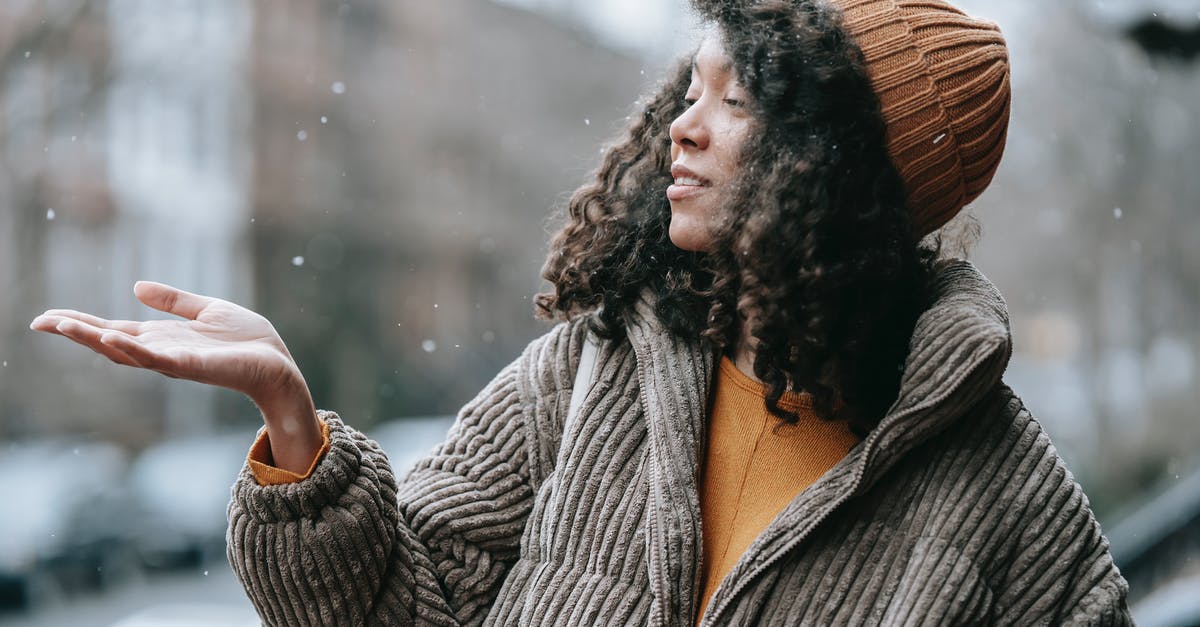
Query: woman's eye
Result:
<box><xmin>723</xmin><ymin>98</ymin><xmax>745</xmax><ymax>108</ymax></box>
<box><xmin>683</xmin><ymin>98</ymin><xmax>697</xmax><ymax>107</ymax></box>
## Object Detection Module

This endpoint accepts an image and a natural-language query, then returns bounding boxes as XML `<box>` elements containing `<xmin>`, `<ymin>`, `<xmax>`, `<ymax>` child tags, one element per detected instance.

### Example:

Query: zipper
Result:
<box><xmin>646</xmin><ymin>455</ymin><xmax>669</xmax><ymax>627</ymax></box>
<box><xmin>702</xmin><ymin>351</ymin><xmax>1002</xmax><ymax>625</ymax></box>
<box><xmin>638</xmin><ymin>352</ymin><xmax>672</xmax><ymax>627</ymax></box>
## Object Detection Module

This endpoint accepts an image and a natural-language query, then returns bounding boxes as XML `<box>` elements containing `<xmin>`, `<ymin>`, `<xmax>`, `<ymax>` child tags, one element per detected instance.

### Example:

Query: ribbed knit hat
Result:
<box><xmin>831</xmin><ymin>0</ymin><xmax>1011</xmax><ymax>237</ymax></box>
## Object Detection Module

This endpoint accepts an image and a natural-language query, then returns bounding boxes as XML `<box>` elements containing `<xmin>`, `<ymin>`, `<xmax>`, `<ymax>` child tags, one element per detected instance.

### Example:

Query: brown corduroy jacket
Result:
<box><xmin>226</xmin><ymin>260</ymin><xmax>1133</xmax><ymax>626</ymax></box>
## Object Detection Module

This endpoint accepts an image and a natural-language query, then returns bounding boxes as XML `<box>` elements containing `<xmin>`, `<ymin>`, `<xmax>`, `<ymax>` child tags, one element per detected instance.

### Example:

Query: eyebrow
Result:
<box><xmin>691</xmin><ymin>56</ymin><xmax>734</xmax><ymax>77</ymax></box>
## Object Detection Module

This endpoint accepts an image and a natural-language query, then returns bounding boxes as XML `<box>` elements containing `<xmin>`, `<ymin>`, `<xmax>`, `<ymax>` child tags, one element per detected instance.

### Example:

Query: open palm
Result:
<box><xmin>30</xmin><ymin>281</ymin><xmax>300</xmax><ymax>403</ymax></box>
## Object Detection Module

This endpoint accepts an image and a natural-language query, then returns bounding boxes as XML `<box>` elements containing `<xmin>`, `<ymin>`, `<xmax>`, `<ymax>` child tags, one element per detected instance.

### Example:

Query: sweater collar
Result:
<box><xmin>624</xmin><ymin>258</ymin><xmax>1012</xmax><ymax>624</ymax></box>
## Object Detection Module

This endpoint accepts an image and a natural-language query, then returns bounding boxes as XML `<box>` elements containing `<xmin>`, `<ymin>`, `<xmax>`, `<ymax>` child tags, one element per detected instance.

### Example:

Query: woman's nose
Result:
<box><xmin>669</xmin><ymin>105</ymin><xmax>709</xmax><ymax>152</ymax></box>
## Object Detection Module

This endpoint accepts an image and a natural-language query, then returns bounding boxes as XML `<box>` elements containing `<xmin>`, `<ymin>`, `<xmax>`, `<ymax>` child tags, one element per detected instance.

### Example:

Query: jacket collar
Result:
<box><xmin>625</xmin><ymin>294</ymin><xmax>715</xmax><ymax>626</ymax></box>
<box><xmin>624</xmin><ymin>258</ymin><xmax>1012</xmax><ymax>625</ymax></box>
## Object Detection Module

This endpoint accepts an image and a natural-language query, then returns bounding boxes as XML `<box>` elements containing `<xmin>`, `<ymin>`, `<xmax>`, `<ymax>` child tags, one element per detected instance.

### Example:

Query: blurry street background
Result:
<box><xmin>0</xmin><ymin>0</ymin><xmax>1198</xmax><ymax>625</ymax></box>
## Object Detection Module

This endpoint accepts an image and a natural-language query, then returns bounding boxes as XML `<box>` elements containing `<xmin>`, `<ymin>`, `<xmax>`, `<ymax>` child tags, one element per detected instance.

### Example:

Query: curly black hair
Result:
<box><xmin>536</xmin><ymin>0</ymin><xmax>945</xmax><ymax>437</ymax></box>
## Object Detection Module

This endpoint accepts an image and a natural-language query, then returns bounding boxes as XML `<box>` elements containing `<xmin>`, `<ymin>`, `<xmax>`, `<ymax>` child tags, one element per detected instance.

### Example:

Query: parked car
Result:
<box><xmin>109</xmin><ymin>602</ymin><xmax>260</xmax><ymax>627</ymax></box>
<box><xmin>126</xmin><ymin>433</ymin><xmax>250</xmax><ymax>571</ymax></box>
<box><xmin>0</xmin><ymin>439</ymin><xmax>136</xmax><ymax>610</ymax></box>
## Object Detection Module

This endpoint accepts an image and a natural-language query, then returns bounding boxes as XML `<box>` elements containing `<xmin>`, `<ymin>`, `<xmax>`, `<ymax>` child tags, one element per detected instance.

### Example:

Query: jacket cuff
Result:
<box><xmin>232</xmin><ymin>411</ymin><xmax>391</xmax><ymax>523</ymax></box>
<box><xmin>247</xmin><ymin>417</ymin><xmax>332</xmax><ymax>486</ymax></box>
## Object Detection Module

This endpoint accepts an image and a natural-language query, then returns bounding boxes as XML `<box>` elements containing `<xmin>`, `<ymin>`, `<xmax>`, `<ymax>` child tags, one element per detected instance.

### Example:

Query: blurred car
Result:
<box><xmin>368</xmin><ymin>415</ymin><xmax>455</xmax><ymax>478</ymax></box>
<box><xmin>0</xmin><ymin>438</ymin><xmax>136</xmax><ymax>610</ymax></box>
<box><xmin>109</xmin><ymin>602</ymin><xmax>260</xmax><ymax>627</ymax></box>
<box><xmin>126</xmin><ymin>433</ymin><xmax>251</xmax><ymax>571</ymax></box>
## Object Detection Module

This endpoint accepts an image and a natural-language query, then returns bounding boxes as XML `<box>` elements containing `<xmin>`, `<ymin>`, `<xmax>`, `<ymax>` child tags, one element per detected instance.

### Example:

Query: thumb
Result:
<box><xmin>133</xmin><ymin>281</ymin><xmax>213</xmax><ymax>320</ymax></box>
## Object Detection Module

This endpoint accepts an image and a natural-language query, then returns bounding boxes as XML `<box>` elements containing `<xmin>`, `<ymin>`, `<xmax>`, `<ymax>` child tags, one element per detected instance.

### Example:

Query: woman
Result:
<box><xmin>32</xmin><ymin>0</ymin><xmax>1132</xmax><ymax>624</ymax></box>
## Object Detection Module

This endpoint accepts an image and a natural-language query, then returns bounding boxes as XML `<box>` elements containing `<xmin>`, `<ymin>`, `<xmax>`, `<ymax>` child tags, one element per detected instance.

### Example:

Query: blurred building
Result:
<box><xmin>0</xmin><ymin>0</ymin><xmax>646</xmax><ymax>444</ymax></box>
<box><xmin>0</xmin><ymin>0</ymin><xmax>254</xmax><ymax>442</ymax></box>
<box><xmin>0</xmin><ymin>1</ymin><xmax>139</xmax><ymax>441</ymax></box>
<box><xmin>954</xmin><ymin>1</ymin><xmax>1200</xmax><ymax>517</ymax></box>
<box><xmin>100</xmin><ymin>0</ymin><xmax>255</xmax><ymax>437</ymax></box>
<box><xmin>246</xmin><ymin>0</ymin><xmax>645</xmax><ymax>424</ymax></box>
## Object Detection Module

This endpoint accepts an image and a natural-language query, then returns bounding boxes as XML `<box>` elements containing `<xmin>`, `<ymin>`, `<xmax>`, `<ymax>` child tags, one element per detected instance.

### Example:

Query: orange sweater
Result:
<box><xmin>248</xmin><ymin>419</ymin><xmax>331</xmax><ymax>485</ymax></box>
<box><xmin>696</xmin><ymin>357</ymin><xmax>860</xmax><ymax>620</ymax></box>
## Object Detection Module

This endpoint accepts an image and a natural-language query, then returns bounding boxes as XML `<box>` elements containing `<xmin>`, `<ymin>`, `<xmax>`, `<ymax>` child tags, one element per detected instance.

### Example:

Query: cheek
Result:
<box><xmin>714</xmin><ymin>125</ymin><xmax>751</xmax><ymax>171</ymax></box>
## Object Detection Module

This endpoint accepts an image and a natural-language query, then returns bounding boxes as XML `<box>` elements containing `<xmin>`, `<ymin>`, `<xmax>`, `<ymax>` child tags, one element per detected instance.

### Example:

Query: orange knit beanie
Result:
<box><xmin>831</xmin><ymin>0</ymin><xmax>1012</xmax><ymax>237</ymax></box>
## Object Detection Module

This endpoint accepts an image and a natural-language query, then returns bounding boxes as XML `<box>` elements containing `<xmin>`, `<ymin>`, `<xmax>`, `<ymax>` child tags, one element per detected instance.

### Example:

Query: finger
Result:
<box><xmin>133</xmin><ymin>281</ymin><xmax>214</xmax><ymax>320</ymax></box>
<box><xmin>55</xmin><ymin>320</ymin><xmax>142</xmax><ymax>368</ymax></box>
<box><xmin>99</xmin><ymin>330</ymin><xmax>179</xmax><ymax>375</ymax></box>
<box><xmin>38</xmin><ymin>309</ymin><xmax>143</xmax><ymax>335</ymax></box>
<box><xmin>31</xmin><ymin>314</ymin><xmax>69</xmax><ymax>334</ymax></box>
<box><xmin>97</xmin><ymin>334</ymin><xmax>189</xmax><ymax>380</ymax></box>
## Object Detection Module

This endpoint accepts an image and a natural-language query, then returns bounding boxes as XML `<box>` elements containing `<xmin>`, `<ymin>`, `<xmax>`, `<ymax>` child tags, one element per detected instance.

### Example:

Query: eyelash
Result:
<box><xmin>682</xmin><ymin>97</ymin><xmax>745</xmax><ymax>108</ymax></box>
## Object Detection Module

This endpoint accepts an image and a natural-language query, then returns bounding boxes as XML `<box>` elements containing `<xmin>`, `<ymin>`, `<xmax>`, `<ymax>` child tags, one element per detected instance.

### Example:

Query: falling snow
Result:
<box><xmin>46</xmin><ymin>208</ymin><xmax>55</xmax><ymax>220</ymax></box>
<box><xmin>320</xmin><ymin>116</ymin><xmax>328</xmax><ymax>124</ymax></box>
<box><xmin>1114</xmin><ymin>207</ymin><xmax>1123</xmax><ymax>219</ymax></box>
<box><xmin>297</xmin><ymin>130</ymin><xmax>308</xmax><ymax>141</ymax></box>
<box><xmin>292</xmin><ymin>256</ymin><xmax>305</xmax><ymax>267</ymax></box>
<box><xmin>331</xmin><ymin>81</ymin><xmax>347</xmax><ymax>94</ymax></box>
<box><xmin>422</xmin><ymin>339</ymin><xmax>437</xmax><ymax>353</ymax></box>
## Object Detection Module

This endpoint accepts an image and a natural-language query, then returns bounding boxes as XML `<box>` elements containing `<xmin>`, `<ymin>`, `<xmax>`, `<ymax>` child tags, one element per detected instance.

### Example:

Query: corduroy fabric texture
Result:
<box><xmin>226</xmin><ymin>260</ymin><xmax>1132</xmax><ymax>626</ymax></box>
<box><xmin>833</xmin><ymin>0</ymin><xmax>1012</xmax><ymax>236</ymax></box>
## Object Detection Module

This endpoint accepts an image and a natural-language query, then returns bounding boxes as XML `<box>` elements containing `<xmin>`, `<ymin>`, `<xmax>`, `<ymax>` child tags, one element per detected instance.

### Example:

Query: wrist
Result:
<box><xmin>252</xmin><ymin>365</ymin><xmax>312</xmax><ymax>419</ymax></box>
<box><xmin>252</xmin><ymin>369</ymin><xmax>323</xmax><ymax>471</ymax></box>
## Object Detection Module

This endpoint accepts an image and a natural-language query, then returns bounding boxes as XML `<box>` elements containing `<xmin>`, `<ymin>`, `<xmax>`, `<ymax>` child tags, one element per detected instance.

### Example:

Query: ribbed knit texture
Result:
<box><xmin>833</xmin><ymin>0</ymin><xmax>1012</xmax><ymax>236</ymax></box>
<box><xmin>696</xmin><ymin>357</ymin><xmax>860</xmax><ymax>621</ymax></box>
<box><xmin>226</xmin><ymin>260</ymin><xmax>1132</xmax><ymax>626</ymax></box>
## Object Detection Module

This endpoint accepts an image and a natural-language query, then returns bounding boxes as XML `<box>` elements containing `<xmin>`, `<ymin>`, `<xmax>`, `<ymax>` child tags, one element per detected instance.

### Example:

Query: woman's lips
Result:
<box><xmin>667</xmin><ymin>180</ymin><xmax>711</xmax><ymax>201</ymax></box>
<box><xmin>667</xmin><ymin>164</ymin><xmax>712</xmax><ymax>202</ymax></box>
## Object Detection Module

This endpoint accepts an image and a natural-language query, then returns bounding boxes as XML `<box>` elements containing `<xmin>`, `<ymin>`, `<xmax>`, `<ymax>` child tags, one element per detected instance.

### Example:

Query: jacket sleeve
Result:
<box><xmin>226</xmin><ymin>351</ymin><xmax>539</xmax><ymax>627</ymax></box>
<box><xmin>989</xmin><ymin>420</ymin><xmax>1134</xmax><ymax>626</ymax></box>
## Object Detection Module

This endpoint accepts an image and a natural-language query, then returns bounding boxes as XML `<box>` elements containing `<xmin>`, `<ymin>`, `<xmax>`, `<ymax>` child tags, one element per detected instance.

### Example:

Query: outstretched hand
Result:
<box><xmin>30</xmin><ymin>282</ymin><xmax>322</xmax><ymax>472</ymax></box>
<box><xmin>31</xmin><ymin>282</ymin><xmax>300</xmax><ymax>405</ymax></box>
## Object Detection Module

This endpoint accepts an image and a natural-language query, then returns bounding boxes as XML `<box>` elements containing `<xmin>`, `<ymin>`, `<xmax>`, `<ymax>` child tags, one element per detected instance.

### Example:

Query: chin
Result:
<box><xmin>668</xmin><ymin>214</ymin><xmax>714</xmax><ymax>253</ymax></box>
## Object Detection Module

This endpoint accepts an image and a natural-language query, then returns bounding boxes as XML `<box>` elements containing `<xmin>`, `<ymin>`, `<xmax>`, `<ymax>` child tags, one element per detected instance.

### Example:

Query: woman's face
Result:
<box><xmin>667</xmin><ymin>35</ymin><xmax>754</xmax><ymax>252</ymax></box>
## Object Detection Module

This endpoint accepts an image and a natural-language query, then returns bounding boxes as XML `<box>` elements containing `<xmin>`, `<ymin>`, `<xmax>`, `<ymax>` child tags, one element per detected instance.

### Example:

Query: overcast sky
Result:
<box><xmin>491</xmin><ymin>0</ymin><xmax>1196</xmax><ymax>60</ymax></box>
<box><xmin>491</xmin><ymin>0</ymin><xmax>699</xmax><ymax>58</ymax></box>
